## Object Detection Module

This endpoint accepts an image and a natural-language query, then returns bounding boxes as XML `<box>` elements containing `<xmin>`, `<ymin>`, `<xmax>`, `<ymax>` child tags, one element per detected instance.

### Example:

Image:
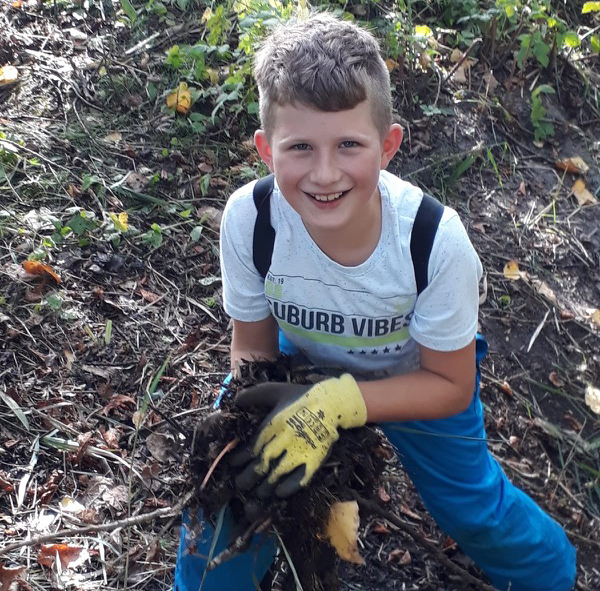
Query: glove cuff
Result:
<box><xmin>335</xmin><ymin>374</ymin><xmax>368</xmax><ymax>429</ymax></box>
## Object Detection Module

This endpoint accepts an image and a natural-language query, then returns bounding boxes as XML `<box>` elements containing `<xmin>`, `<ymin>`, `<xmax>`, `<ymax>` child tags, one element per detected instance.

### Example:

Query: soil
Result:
<box><xmin>0</xmin><ymin>2</ymin><xmax>599</xmax><ymax>591</ymax></box>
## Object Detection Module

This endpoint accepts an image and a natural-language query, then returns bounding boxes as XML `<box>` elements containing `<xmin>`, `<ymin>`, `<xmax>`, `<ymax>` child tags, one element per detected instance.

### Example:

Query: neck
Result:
<box><xmin>305</xmin><ymin>189</ymin><xmax>382</xmax><ymax>267</ymax></box>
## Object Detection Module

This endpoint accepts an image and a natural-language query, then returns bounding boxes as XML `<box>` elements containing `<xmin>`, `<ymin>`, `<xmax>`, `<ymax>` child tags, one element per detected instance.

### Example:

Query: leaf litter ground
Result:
<box><xmin>0</xmin><ymin>2</ymin><xmax>599</xmax><ymax>591</ymax></box>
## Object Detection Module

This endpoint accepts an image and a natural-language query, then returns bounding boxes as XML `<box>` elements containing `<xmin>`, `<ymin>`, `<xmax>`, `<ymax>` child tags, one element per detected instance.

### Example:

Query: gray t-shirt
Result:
<box><xmin>220</xmin><ymin>170</ymin><xmax>482</xmax><ymax>377</ymax></box>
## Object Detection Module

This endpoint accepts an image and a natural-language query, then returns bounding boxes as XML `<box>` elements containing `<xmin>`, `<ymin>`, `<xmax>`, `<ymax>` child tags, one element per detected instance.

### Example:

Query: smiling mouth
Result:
<box><xmin>307</xmin><ymin>190</ymin><xmax>349</xmax><ymax>202</ymax></box>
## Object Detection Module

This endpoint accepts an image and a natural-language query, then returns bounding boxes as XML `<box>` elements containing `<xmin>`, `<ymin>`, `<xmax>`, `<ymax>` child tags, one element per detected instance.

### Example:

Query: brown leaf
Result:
<box><xmin>101</xmin><ymin>394</ymin><xmax>136</xmax><ymax>415</ymax></box>
<box><xmin>398</xmin><ymin>502</ymin><xmax>422</xmax><ymax>521</ymax></box>
<box><xmin>517</xmin><ymin>181</ymin><xmax>527</xmax><ymax>195</ymax></box>
<box><xmin>22</xmin><ymin>260</ymin><xmax>60</xmax><ymax>283</ymax></box>
<box><xmin>371</xmin><ymin>522</ymin><xmax>391</xmax><ymax>534</ymax></box>
<box><xmin>137</xmin><ymin>287</ymin><xmax>161</xmax><ymax>303</ymax></box>
<box><xmin>555</xmin><ymin>156</ymin><xmax>589</xmax><ymax>174</ymax></box>
<box><xmin>388</xmin><ymin>548</ymin><xmax>411</xmax><ymax>565</ymax></box>
<box><xmin>100</xmin><ymin>426</ymin><xmax>122</xmax><ymax>448</ymax></box>
<box><xmin>37</xmin><ymin>544</ymin><xmax>83</xmax><ymax>569</ymax></box>
<box><xmin>0</xmin><ymin>472</ymin><xmax>14</xmax><ymax>493</ymax></box>
<box><xmin>571</xmin><ymin>179</ymin><xmax>597</xmax><ymax>206</ymax></box>
<box><xmin>0</xmin><ymin>564</ymin><xmax>26</xmax><ymax>590</ymax></box>
<box><xmin>549</xmin><ymin>371</ymin><xmax>564</xmax><ymax>388</ymax></box>
<box><xmin>563</xmin><ymin>413</ymin><xmax>583</xmax><ymax>432</ymax></box>
<box><xmin>377</xmin><ymin>485</ymin><xmax>391</xmax><ymax>503</ymax></box>
<box><xmin>503</xmin><ymin>260</ymin><xmax>521</xmax><ymax>281</ymax></box>
<box><xmin>498</xmin><ymin>381</ymin><xmax>513</xmax><ymax>397</ymax></box>
<box><xmin>146</xmin><ymin>432</ymin><xmax>175</xmax><ymax>463</ymax></box>
<box><xmin>38</xmin><ymin>470</ymin><xmax>61</xmax><ymax>505</ymax></box>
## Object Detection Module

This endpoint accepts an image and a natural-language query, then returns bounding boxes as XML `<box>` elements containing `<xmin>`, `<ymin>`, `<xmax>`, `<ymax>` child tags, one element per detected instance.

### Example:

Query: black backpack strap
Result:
<box><xmin>410</xmin><ymin>193</ymin><xmax>445</xmax><ymax>295</ymax></box>
<box><xmin>252</xmin><ymin>174</ymin><xmax>275</xmax><ymax>279</ymax></box>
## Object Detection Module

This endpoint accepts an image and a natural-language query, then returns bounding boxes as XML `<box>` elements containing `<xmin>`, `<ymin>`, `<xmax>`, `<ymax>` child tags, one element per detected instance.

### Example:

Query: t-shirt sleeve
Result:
<box><xmin>409</xmin><ymin>211</ymin><xmax>482</xmax><ymax>351</ymax></box>
<box><xmin>219</xmin><ymin>185</ymin><xmax>271</xmax><ymax>321</ymax></box>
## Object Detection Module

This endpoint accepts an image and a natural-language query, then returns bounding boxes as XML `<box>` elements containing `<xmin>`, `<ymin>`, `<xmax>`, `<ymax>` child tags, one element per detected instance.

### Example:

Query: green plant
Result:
<box><xmin>530</xmin><ymin>84</ymin><xmax>556</xmax><ymax>143</ymax></box>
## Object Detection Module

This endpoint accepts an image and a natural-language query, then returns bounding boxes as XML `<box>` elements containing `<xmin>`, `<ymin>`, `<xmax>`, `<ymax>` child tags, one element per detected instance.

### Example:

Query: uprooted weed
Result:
<box><xmin>184</xmin><ymin>358</ymin><xmax>387</xmax><ymax>591</ymax></box>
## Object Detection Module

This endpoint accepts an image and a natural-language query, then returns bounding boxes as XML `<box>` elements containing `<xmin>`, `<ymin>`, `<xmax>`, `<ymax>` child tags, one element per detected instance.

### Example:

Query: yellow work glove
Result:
<box><xmin>232</xmin><ymin>374</ymin><xmax>367</xmax><ymax>498</ymax></box>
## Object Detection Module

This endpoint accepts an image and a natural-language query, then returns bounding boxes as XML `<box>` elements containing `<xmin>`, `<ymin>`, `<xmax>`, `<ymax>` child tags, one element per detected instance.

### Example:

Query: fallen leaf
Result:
<box><xmin>146</xmin><ymin>432</ymin><xmax>174</xmax><ymax>462</ymax></box>
<box><xmin>371</xmin><ymin>522</ymin><xmax>391</xmax><ymax>534</ymax></box>
<box><xmin>0</xmin><ymin>66</ymin><xmax>18</xmax><ymax>84</ymax></box>
<box><xmin>38</xmin><ymin>544</ymin><xmax>85</xmax><ymax>569</ymax></box>
<box><xmin>563</xmin><ymin>413</ymin><xmax>583</xmax><ymax>432</ymax></box>
<box><xmin>385</xmin><ymin>58</ymin><xmax>398</xmax><ymax>72</ymax></box>
<box><xmin>0</xmin><ymin>564</ymin><xmax>26</xmax><ymax>590</ymax></box>
<box><xmin>166</xmin><ymin>82</ymin><xmax>191</xmax><ymax>115</ymax></box>
<box><xmin>483</xmin><ymin>70</ymin><xmax>499</xmax><ymax>93</ymax></box>
<box><xmin>450</xmin><ymin>48</ymin><xmax>462</xmax><ymax>63</ymax></box>
<box><xmin>59</xmin><ymin>496</ymin><xmax>86</xmax><ymax>514</ymax></box>
<box><xmin>503</xmin><ymin>260</ymin><xmax>521</xmax><ymax>280</ymax></box>
<box><xmin>498</xmin><ymin>381</ymin><xmax>513</xmax><ymax>397</ymax></box>
<box><xmin>398</xmin><ymin>502</ymin><xmax>422</xmax><ymax>521</ymax></box>
<box><xmin>378</xmin><ymin>485</ymin><xmax>390</xmax><ymax>503</ymax></box>
<box><xmin>109</xmin><ymin>212</ymin><xmax>128</xmax><ymax>232</ymax></box>
<box><xmin>101</xmin><ymin>394</ymin><xmax>136</xmax><ymax>415</ymax></box>
<box><xmin>22</xmin><ymin>260</ymin><xmax>61</xmax><ymax>283</ymax></box>
<box><xmin>0</xmin><ymin>473</ymin><xmax>14</xmax><ymax>493</ymax></box>
<box><xmin>555</xmin><ymin>156</ymin><xmax>589</xmax><ymax>174</ymax></box>
<box><xmin>102</xmin><ymin>132</ymin><xmax>122</xmax><ymax>144</ymax></box>
<box><xmin>137</xmin><ymin>287</ymin><xmax>160</xmax><ymax>303</ymax></box>
<box><xmin>549</xmin><ymin>371</ymin><xmax>564</xmax><ymax>388</ymax></box>
<box><xmin>590</xmin><ymin>309</ymin><xmax>600</xmax><ymax>326</ymax></box>
<box><xmin>388</xmin><ymin>548</ymin><xmax>411</xmax><ymax>565</ymax></box>
<box><xmin>517</xmin><ymin>181</ymin><xmax>526</xmax><ymax>195</ymax></box>
<box><xmin>11</xmin><ymin>1</ymin><xmax>23</xmax><ymax>7</ymax></box>
<box><xmin>571</xmin><ymin>178</ymin><xmax>597</xmax><ymax>206</ymax></box>
<box><xmin>584</xmin><ymin>385</ymin><xmax>600</xmax><ymax>415</ymax></box>
<box><xmin>325</xmin><ymin>501</ymin><xmax>365</xmax><ymax>565</ymax></box>
<box><xmin>124</xmin><ymin>171</ymin><xmax>149</xmax><ymax>191</ymax></box>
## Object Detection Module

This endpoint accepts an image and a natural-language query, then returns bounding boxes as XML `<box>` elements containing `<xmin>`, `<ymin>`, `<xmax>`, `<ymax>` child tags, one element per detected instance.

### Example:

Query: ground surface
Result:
<box><xmin>0</xmin><ymin>1</ymin><xmax>599</xmax><ymax>590</ymax></box>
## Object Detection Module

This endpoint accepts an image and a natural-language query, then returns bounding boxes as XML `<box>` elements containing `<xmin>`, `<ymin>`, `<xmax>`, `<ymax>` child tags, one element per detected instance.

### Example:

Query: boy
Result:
<box><xmin>175</xmin><ymin>12</ymin><xmax>576</xmax><ymax>591</ymax></box>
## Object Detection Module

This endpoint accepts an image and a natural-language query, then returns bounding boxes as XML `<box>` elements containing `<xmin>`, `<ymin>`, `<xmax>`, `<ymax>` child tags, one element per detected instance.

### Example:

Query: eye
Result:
<box><xmin>340</xmin><ymin>140</ymin><xmax>359</xmax><ymax>148</ymax></box>
<box><xmin>291</xmin><ymin>143</ymin><xmax>311</xmax><ymax>151</ymax></box>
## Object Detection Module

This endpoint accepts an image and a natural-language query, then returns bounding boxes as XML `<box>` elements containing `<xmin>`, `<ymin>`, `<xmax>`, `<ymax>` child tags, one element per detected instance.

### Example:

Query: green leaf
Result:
<box><xmin>562</xmin><ymin>31</ymin><xmax>581</xmax><ymax>48</ymax></box>
<box><xmin>120</xmin><ymin>0</ymin><xmax>137</xmax><ymax>22</ymax></box>
<box><xmin>532</xmin><ymin>41</ymin><xmax>550</xmax><ymax>68</ymax></box>
<box><xmin>190</xmin><ymin>226</ymin><xmax>203</xmax><ymax>242</ymax></box>
<box><xmin>81</xmin><ymin>173</ymin><xmax>100</xmax><ymax>192</ymax></box>
<box><xmin>591</xmin><ymin>35</ymin><xmax>600</xmax><ymax>53</ymax></box>
<box><xmin>0</xmin><ymin>391</ymin><xmax>29</xmax><ymax>430</ymax></box>
<box><xmin>65</xmin><ymin>212</ymin><xmax>97</xmax><ymax>236</ymax></box>
<box><xmin>582</xmin><ymin>2</ymin><xmax>600</xmax><ymax>14</ymax></box>
<box><xmin>179</xmin><ymin>208</ymin><xmax>192</xmax><ymax>218</ymax></box>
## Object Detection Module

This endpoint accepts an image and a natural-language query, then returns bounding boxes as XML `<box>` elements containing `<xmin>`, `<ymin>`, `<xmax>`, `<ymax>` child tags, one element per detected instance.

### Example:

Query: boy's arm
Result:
<box><xmin>230</xmin><ymin>316</ymin><xmax>279</xmax><ymax>371</ymax></box>
<box><xmin>358</xmin><ymin>339</ymin><xmax>476</xmax><ymax>423</ymax></box>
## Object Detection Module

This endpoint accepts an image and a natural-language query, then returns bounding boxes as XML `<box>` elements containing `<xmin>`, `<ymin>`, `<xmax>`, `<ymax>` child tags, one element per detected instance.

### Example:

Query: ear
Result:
<box><xmin>380</xmin><ymin>123</ymin><xmax>403</xmax><ymax>169</ymax></box>
<box><xmin>254</xmin><ymin>130</ymin><xmax>274</xmax><ymax>171</ymax></box>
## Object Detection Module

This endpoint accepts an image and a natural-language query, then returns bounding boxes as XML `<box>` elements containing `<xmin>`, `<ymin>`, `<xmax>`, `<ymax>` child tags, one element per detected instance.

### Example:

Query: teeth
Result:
<box><xmin>312</xmin><ymin>192</ymin><xmax>343</xmax><ymax>202</ymax></box>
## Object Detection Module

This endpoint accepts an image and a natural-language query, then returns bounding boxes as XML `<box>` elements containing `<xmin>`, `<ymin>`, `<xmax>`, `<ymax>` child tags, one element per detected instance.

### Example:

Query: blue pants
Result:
<box><xmin>174</xmin><ymin>334</ymin><xmax>576</xmax><ymax>591</ymax></box>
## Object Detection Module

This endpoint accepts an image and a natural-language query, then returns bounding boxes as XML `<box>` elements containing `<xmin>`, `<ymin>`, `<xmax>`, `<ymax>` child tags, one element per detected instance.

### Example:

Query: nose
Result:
<box><xmin>309</xmin><ymin>151</ymin><xmax>342</xmax><ymax>187</ymax></box>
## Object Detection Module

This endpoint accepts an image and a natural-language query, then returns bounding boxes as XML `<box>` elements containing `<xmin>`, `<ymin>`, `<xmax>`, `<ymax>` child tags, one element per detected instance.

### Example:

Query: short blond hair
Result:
<box><xmin>254</xmin><ymin>13</ymin><xmax>393</xmax><ymax>138</ymax></box>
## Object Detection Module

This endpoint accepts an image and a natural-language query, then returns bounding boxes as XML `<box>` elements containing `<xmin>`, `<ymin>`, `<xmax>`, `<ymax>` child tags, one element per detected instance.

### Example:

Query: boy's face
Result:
<box><xmin>255</xmin><ymin>101</ymin><xmax>402</xmax><ymax>236</ymax></box>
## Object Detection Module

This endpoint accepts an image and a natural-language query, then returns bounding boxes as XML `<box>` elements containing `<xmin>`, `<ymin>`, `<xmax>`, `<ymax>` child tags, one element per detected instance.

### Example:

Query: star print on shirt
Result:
<box><xmin>348</xmin><ymin>350</ymin><xmax>355</xmax><ymax>354</ymax></box>
<box><xmin>395</xmin><ymin>344</ymin><xmax>402</xmax><ymax>351</ymax></box>
<box><xmin>371</xmin><ymin>349</ymin><xmax>378</xmax><ymax>355</ymax></box>
<box><xmin>360</xmin><ymin>350</ymin><xmax>367</xmax><ymax>355</ymax></box>
<box><xmin>383</xmin><ymin>347</ymin><xmax>390</xmax><ymax>353</ymax></box>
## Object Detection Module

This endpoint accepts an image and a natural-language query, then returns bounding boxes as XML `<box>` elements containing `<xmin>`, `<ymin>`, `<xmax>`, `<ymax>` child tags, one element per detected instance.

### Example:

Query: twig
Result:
<box><xmin>206</xmin><ymin>516</ymin><xmax>272</xmax><ymax>571</ymax></box>
<box><xmin>0</xmin><ymin>490</ymin><xmax>194</xmax><ymax>557</ymax></box>
<box><xmin>201</xmin><ymin>437</ymin><xmax>239</xmax><ymax>490</ymax></box>
<box><xmin>353</xmin><ymin>494</ymin><xmax>496</xmax><ymax>591</ymax></box>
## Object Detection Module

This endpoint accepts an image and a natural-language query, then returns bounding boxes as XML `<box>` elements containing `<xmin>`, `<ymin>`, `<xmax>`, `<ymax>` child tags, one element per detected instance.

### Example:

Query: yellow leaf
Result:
<box><xmin>385</xmin><ymin>58</ymin><xmax>398</xmax><ymax>73</ymax></box>
<box><xmin>102</xmin><ymin>132</ymin><xmax>122</xmax><ymax>144</ymax></box>
<box><xmin>571</xmin><ymin>178</ymin><xmax>597</xmax><ymax>206</ymax></box>
<box><xmin>555</xmin><ymin>156</ymin><xmax>589</xmax><ymax>174</ymax></box>
<box><xmin>166</xmin><ymin>82</ymin><xmax>191</xmax><ymax>115</ymax></box>
<box><xmin>503</xmin><ymin>260</ymin><xmax>521</xmax><ymax>281</ymax></box>
<box><xmin>206</xmin><ymin>68</ymin><xmax>219</xmax><ymax>85</ymax></box>
<box><xmin>414</xmin><ymin>25</ymin><xmax>433</xmax><ymax>38</ymax></box>
<box><xmin>591</xmin><ymin>309</ymin><xmax>600</xmax><ymax>326</ymax></box>
<box><xmin>201</xmin><ymin>7</ymin><xmax>212</xmax><ymax>22</ymax></box>
<box><xmin>109</xmin><ymin>212</ymin><xmax>128</xmax><ymax>232</ymax></box>
<box><xmin>584</xmin><ymin>385</ymin><xmax>600</xmax><ymax>415</ymax></box>
<box><xmin>0</xmin><ymin>65</ymin><xmax>18</xmax><ymax>84</ymax></box>
<box><xmin>324</xmin><ymin>500</ymin><xmax>365</xmax><ymax>565</ymax></box>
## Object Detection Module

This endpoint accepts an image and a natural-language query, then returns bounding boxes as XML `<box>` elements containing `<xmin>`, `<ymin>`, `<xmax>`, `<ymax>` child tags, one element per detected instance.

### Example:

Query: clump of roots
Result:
<box><xmin>184</xmin><ymin>357</ymin><xmax>389</xmax><ymax>591</ymax></box>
